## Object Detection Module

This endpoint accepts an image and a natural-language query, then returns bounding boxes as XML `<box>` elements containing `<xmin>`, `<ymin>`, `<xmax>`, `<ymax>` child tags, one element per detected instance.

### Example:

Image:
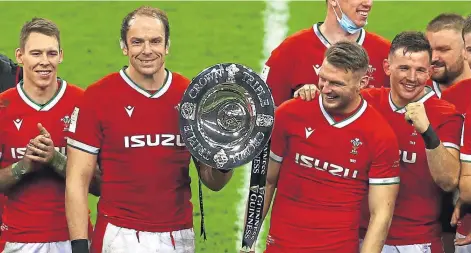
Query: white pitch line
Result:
<box><xmin>235</xmin><ymin>1</ymin><xmax>290</xmax><ymax>252</ymax></box>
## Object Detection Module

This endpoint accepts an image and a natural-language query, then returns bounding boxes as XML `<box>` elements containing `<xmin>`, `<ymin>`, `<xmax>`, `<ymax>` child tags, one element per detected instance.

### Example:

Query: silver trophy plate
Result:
<box><xmin>179</xmin><ymin>63</ymin><xmax>275</xmax><ymax>171</ymax></box>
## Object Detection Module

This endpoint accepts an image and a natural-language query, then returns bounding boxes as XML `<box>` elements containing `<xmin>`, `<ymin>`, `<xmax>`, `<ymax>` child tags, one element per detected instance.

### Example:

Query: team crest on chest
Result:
<box><xmin>61</xmin><ymin>115</ymin><xmax>71</xmax><ymax>131</ymax></box>
<box><xmin>350</xmin><ymin>138</ymin><xmax>363</xmax><ymax>155</ymax></box>
<box><xmin>366</xmin><ymin>64</ymin><xmax>377</xmax><ymax>85</ymax></box>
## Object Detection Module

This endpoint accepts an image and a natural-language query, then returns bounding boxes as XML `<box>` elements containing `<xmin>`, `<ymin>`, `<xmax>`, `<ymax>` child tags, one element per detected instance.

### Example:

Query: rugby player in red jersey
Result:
<box><xmin>262</xmin><ymin>0</ymin><xmax>391</xmax><ymax>107</ymax></box>
<box><xmin>252</xmin><ymin>41</ymin><xmax>399</xmax><ymax>253</ymax></box>
<box><xmin>295</xmin><ymin>31</ymin><xmax>463</xmax><ymax>253</ymax></box>
<box><xmin>0</xmin><ymin>18</ymin><xmax>98</xmax><ymax>253</ymax></box>
<box><xmin>65</xmin><ymin>6</ymin><xmax>233</xmax><ymax>253</ymax></box>
<box><xmin>425</xmin><ymin>14</ymin><xmax>471</xmax><ymax>252</ymax></box>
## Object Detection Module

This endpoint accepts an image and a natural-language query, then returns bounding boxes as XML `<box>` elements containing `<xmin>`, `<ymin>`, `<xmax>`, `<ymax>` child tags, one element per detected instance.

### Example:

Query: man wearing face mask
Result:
<box><xmin>262</xmin><ymin>0</ymin><xmax>390</xmax><ymax>107</ymax></box>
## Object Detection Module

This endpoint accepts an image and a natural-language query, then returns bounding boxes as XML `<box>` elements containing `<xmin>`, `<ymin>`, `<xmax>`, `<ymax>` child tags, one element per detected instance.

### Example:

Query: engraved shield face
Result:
<box><xmin>179</xmin><ymin>63</ymin><xmax>275</xmax><ymax>171</ymax></box>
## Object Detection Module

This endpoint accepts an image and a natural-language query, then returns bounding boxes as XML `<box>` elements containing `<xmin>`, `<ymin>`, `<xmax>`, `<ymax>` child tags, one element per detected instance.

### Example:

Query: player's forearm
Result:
<box><xmin>88</xmin><ymin>167</ymin><xmax>102</xmax><ymax>197</ymax></box>
<box><xmin>426</xmin><ymin>144</ymin><xmax>460</xmax><ymax>192</ymax></box>
<box><xmin>0</xmin><ymin>160</ymin><xmax>30</xmax><ymax>192</ymax></box>
<box><xmin>459</xmin><ymin>163</ymin><xmax>471</xmax><ymax>203</ymax></box>
<box><xmin>51</xmin><ymin>150</ymin><xmax>101</xmax><ymax>196</ymax></box>
<box><xmin>461</xmin><ymin>181</ymin><xmax>471</xmax><ymax>204</ymax></box>
<box><xmin>197</xmin><ymin>161</ymin><xmax>233</xmax><ymax>192</ymax></box>
<box><xmin>50</xmin><ymin>150</ymin><xmax>67</xmax><ymax>176</ymax></box>
<box><xmin>361</xmin><ymin>208</ymin><xmax>394</xmax><ymax>253</ymax></box>
<box><xmin>262</xmin><ymin>181</ymin><xmax>276</xmax><ymax>220</ymax></box>
<box><xmin>65</xmin><ymin>170</ymin><xmax>91</xmax><ymax>240</ymax></box>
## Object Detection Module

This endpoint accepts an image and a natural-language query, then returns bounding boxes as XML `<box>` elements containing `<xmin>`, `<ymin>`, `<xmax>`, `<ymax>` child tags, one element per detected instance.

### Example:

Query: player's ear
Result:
<box><xmin>383</xmin><ymin>58</ymin><xmax>391</xmax><ymax>76</ymax></box>
<box><xmin>329</xmin><ymin>0</ymin><xmax>337</xmax><ymax>7</ymax></box>
<box><xmin>427</xmin><ymin>64</ymin><xmax>433</xmax><ymax>79</ymax></box>
<box><xmin>120</xmin><ymin>39</ymin><xmax>128</xmax><ymax>56</ymax></box>
<box><xmin>58</xmin><ymin>49</ymin><xmax>64</xmax><ymax>64</ymax></box>
<box><xmin>359</xmin><ymin>75</ymin><xmax>369</xmax><ymax>90</ymax></box>
<box><xmin>15</xmin><ymin>48</ymin><xmax>23</xmax><ymax>65</ymax></box>
<box><xmin>166</xmin><ymin>39</ymin><xmax>170</xmax><ymax>55</ymax></box>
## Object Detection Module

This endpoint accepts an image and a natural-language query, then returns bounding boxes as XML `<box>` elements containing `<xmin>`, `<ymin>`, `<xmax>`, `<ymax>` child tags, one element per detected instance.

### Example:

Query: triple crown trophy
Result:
<box><xmin>178</xmin><ymin>63</ymin><xmax>275</xmax><ymax>251</ymax></box>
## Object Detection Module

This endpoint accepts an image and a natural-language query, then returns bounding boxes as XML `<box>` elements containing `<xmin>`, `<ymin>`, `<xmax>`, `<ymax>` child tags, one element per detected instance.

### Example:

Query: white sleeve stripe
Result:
<box><xmin>369</xmin><ymin>177</ymin><xmax>400</xmax><ymax>185</ymax></box>
<box><xmin>67</xmin><ymin>138</ymin><xmax>100</xmax><ymax>154</ymax></box>
<box><xmin>269</xmin><ymin>151</ymin><xmax>283</xmax><ymax>163</ymax></box>
<box><xmin>460</xmin><ymin>153</ymin><xmax>471</xmax><ymax>162</ymax></box>
<box><xmin>443</xmin><ymin>142</ymin><xmax>460</xmax><ymax>150</ymax></box>
<box><xmin>461</xmin><ymin>122</ymin><xmax>465</xmax><ymax>147</ymax></box>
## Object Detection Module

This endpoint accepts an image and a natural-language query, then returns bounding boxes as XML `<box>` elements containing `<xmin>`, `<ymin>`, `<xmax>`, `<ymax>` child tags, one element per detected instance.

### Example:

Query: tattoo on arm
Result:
<box><xmin>11</xmin><ymin>160</ymin><xmax>29</xmax><ymax>180</ymax></box>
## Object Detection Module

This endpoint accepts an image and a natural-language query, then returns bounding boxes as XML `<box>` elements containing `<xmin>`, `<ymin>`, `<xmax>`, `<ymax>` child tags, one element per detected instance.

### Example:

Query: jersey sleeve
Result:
<box><xmin>66</xmin><ymin>87</ymin><xmax>102</xmax><ymax>155</ymax></box>
<box><xmin>263</xmin><ymin>40</ymin><xmax>295</xmax><ymax>107</ymax></box>
<box><xmin>461</xmin><ymin>106</ymin><xmax>471</xmax><ymax>162</ymax></box>
<box><xmin>436</xmin><ymin>110</ymin><xmax>464</xmax><ymax>151</ymax></box>
<box><xmin>368</xmin><ymin>122</ymin><xmax>400</xmax><ymax>185</ymax></box>
<box><xmin>269</xmin><ymin>104</ymin><xmax>291</xmax><ymax>163</ymax></box>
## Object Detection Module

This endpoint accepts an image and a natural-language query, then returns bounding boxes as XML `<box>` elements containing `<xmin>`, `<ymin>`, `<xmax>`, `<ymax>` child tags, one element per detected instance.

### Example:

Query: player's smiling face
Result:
<box><xmin>465</xmin><ymin>32</ymin><xmax>471</xmax><ymax>68</ymax></box>
<box><xmin>335</xmin><ymin>0</ymin><xmax>372</xmax><ymax>27</ymax></box>
<box><xmin>426</xmin><ymin>29</ymin><xmax>465</xmax><ymax>84</ymax></box>
<box><xmin>15</xmin><ymin>32</ymin><xmax>62</xmax><ymax>89</ymax></box>
<box><xmin>386</xmin><ymin>49</ymin><xmax>431</xmax><ymax>106</ymax></box>
<box><xmin>123</xmin><ymin>15</ymin><xmax>168</xmax><ymax>77</ymax></box>
<box><xmin>318</xmin><ymin>60</ymin><xmax>364</xmax><ymax>114</ymax></box>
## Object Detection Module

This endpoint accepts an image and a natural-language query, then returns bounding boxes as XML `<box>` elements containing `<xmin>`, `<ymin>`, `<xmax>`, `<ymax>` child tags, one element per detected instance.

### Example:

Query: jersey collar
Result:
<box><xmin>17</xmin><ymin>79</ymin><xmax>67</xmax><ymax>111</ymax></box>
<box><xmin>388</xmin><ymin>86</ymin><xmax>435</xmax><ymax>114</ymax></box>
<box><xmin>119</xmin><ymin>67</ymin><xmax>173</xmax><ymax>99</ymax></box>
<box><xmin>313</xmin><ymin>22</ymin><xmax>366</xmax><ymax>49</ymax></box>
<box><xmin>432</xmin><ymin>81</ymin><xmax>442</xmax><ymax>98</ymax></box>
<box><xmin>319</xmin><ymin>95</ymin><xmax>368</xmax><ymax>128</ymax></box>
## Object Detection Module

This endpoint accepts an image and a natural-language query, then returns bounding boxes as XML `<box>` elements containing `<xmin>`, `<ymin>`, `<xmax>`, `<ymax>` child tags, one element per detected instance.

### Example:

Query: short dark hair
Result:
<box><xmin>19</xmin><ymin>17</ymin><xmax>60</xmax><ymax>50</ymax></box>
<box><xmin>120</xmin><ymin>6</ymin><xmax>170</xmax><ymax>48</ymax></box>
<box><xmin>389</xmin><ymin>31</ymin><xmax>432</xmax><ymax>61</ymax></box>
<box><xmin>463</xmin><ymin>15</ymin><xmax>471</xmax><ymax>38</ymax></box>
<box><xmin>325</xmin><ymin>41</ymin><xmax>369</xmax><ymax>75</ymax></box>
<box><xmin>426</xmin><ymin>13</ymin><xmax>465</xmax><ymax>33</ymax></box>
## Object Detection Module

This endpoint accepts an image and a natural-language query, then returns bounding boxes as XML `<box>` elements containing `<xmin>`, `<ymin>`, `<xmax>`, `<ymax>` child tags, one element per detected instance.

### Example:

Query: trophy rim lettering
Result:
<box><xmin>178</xmin><ymin>63</ymin><xmax>275</xmax><ymax>171</ymax></box>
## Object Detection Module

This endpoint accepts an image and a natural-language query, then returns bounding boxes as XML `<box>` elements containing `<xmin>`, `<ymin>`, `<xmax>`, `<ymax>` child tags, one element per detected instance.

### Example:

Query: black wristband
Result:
<box><xmin>421</xmin><ymin>124</ymin><xmax>440</xmax><ymax>150</ymax></box>
<box><xmin>71</xmin><ymin>239</ymin><xmax>89</xmax><ymax>253</ymax></box>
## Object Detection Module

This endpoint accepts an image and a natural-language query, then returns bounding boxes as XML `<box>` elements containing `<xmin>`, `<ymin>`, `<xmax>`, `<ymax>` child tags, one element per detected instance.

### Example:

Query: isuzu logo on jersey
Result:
<box><xmin>11</xmin><ymin>146</ymin><xmax>66</xmax><ymax>159</ymax></box>
<box><xmin>399</xmin><ymin>150</ymin><xmax>417</xmax><ymax>164</ymax></box>
<box><xmin>295</xmin><ymin>153</ymin><xmax>359</xmax><ymax>179</ymax></box>
<box><xmin>124</xmin><ymin>134</ymin><xmax>185</xmax><ymax>148</ymax></box>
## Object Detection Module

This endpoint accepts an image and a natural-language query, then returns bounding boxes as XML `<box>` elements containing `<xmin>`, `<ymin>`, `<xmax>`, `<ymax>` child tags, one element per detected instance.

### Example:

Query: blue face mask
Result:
<box><xmin>332</xmin><ymin>2</ymin><xmax>366</xmax><ymax>34</ymax></box>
